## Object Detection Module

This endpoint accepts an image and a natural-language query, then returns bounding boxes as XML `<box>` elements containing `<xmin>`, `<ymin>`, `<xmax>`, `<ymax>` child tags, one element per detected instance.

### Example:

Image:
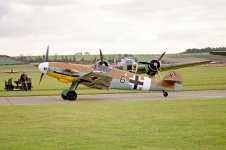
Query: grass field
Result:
<box><xmin>0</xmin><ymin>98</ymin><xmax>225</xmax><ymax>150</ymax></box>
<box><xmin>0</xmin><ymin>64</ymin><xmax>226</xmax><ymax>97</ymax></box>
<box><xmin>0</xmin><ymin>64</ymin><xmax>225</xmax><ymax>149</ymax></box>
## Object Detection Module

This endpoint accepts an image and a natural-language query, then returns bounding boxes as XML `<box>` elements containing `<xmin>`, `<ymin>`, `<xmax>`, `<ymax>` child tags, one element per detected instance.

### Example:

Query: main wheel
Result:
<box><xmin>163</xmin><ymin>91</ymin><xmax>168</xmax><ymax>97</ymax></box>
<box><xmin>66</xmin><ymin>90</ymin><xmax>77</xmax><ymax>101</ymax></box>
<box><xmin>61</xmin><ymin>90</ymin><xmax>77</xmax><ymax>101</ymax></box>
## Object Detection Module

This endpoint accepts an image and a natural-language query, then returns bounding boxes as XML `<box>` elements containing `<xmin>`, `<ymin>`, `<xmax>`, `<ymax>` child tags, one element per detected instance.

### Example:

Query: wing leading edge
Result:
<box><xmin>160</xmin><ymin>61</ymin><xmax>212</xmax><ymax>71</ymax></box>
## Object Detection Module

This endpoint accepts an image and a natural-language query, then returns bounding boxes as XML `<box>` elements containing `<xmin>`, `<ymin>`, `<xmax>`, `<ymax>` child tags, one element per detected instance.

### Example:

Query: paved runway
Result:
<box><xmin>0</xmin><ymin>90</ymin><xmax>226</xmax><ymax>106</ymax></box>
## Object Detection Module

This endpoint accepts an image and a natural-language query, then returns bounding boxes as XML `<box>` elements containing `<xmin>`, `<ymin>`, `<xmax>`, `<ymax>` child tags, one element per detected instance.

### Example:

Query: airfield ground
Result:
<box><xmin>0</xmin><ymin>56</ymin><xmax>226</xmax><ymax>149</ymax></box>
<box><xmin>0</xmin><ymin>90</ymin><xmax>226</xmax><ymax>106</ymax></box>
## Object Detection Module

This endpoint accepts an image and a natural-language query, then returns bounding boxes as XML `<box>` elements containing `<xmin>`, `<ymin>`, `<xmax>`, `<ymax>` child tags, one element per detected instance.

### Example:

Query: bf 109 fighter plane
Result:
<box><xmin>38</xmin><ymin>47</ymin><xmax>183</xmax><ymax>101</ymax></box>
<box><xmin>115</xmin><ymin>52</ymin><xmax>211</xmax><ymax>77</ymax></box>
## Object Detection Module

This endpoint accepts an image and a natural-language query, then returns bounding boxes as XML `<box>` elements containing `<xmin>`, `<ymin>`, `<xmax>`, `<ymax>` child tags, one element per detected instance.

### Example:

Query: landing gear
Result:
<box><xmin>61</xmin><ymin>90</ymin><xmax>77</xmax><ymax>101</ymax></box>
<box><xmin>163</xmin><ymin>91</ymin><xmax>168</xmax><ymax>97</ymax></box>
<box><xmin>61</xmin><ymin>81</ymin><xmax>79</xmax><ymax>101</ymax></box>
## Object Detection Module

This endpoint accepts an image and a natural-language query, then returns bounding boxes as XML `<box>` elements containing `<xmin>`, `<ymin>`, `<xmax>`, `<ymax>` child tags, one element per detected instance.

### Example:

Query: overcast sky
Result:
<box><xmin>0</xmin><ymin>0</ymin><xmax>226</xmax><ymax>56</ymax></box>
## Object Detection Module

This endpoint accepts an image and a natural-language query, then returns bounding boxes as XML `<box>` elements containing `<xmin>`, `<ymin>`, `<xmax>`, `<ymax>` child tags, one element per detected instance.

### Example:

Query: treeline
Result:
<box><xmin>16</xmin><ymin>54</ymin><xmax>137</xmax><ymax>64</ymax></box>
<box><xmin>183</xmin><ymin>47</ymin><xmax>226</xmax><ymax>53</ymax></box>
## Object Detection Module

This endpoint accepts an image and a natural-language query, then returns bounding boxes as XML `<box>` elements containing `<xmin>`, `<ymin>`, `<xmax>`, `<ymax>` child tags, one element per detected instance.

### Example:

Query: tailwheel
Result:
<box><xmin>163</xmin><ymin>91</ymin><xmax>168</xmax><ymax>97</ymax></box>
<box><xmin>61</xmin><ymin>90</ymin><xmax>77</xmax><ymax>101</ymax></box>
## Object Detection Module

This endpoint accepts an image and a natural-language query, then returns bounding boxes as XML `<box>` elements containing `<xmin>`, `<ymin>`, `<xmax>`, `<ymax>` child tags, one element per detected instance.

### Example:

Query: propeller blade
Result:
<box><xmin>99</xmin><ymin>49</ymin><xmax>103</xmax><ymax>63</ymax></box>
<box><xmin>44</xmin><ymin>45</ymin><xmax>49</xmax><ymax>62</ymax></box>
<box><xmin>158</xmin><ymin>51</ymin><xmax>166</xmax><ymax>61</ymax></box>
<box><xmin>39</xmin><ymin>73</ymin><xmax>44</xmax><ymax>85</ymax></box>
<box><xmin>139</xmin><ymin>62</ymin><xmax>151</xmax><ymax>65</ymax></box>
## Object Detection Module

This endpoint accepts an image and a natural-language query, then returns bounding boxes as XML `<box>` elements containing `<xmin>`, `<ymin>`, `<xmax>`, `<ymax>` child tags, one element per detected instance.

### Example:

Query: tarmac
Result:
<box><xmin>0</xmin><ymin>90</ymin><xmax>226</xmax><ymax>106</ymax></box>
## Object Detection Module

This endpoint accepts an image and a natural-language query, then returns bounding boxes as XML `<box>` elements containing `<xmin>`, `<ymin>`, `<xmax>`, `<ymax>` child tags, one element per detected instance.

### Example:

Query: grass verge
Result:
<box><xmin>0</xmin><ymin>98</ymin><xmax>225</xmax><ymax>150</ymax></box>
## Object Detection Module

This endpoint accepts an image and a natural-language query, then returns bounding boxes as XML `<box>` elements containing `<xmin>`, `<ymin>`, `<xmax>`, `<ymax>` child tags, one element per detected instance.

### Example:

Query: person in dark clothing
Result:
<box><xmin>20</xmin><ymin>72</ymin><xmax>28</xmax><ymax>91</ymax></box>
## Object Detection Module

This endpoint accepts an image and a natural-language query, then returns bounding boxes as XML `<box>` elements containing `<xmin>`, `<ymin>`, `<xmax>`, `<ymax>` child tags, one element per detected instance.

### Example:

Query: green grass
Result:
<box><xmin>0</xmin><ymin>64</ymin><xmax>226</xmax><ymax>96</ymax></box>
<box><xmin>0</xmin><ymin>98</ymin><xmax>225</xmax><ymax>150</ymax></box>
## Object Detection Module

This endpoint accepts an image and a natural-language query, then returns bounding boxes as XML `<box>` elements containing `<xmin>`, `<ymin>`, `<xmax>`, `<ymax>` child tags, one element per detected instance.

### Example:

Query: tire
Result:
<box><xmin>67</xmin><ymin>91</ymin><xmax>77</xmax><ymax>101</ymax></box>
<box><xmin>163</xmin><ymin>91</ymin><xmax>168</xmax><ymax>97</ymax></box>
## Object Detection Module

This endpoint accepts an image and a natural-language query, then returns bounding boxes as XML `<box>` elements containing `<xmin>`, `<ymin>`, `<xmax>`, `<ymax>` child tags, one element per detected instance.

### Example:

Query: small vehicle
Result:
<box><xmin>5</xmin><ymin>78</ymin><xmax>32</xmax><ymax>91</ymax></box>
<box><xmin>5</xmin><ymin>78</ymin><xmax>14</xmax><ymax>91</ymax></box>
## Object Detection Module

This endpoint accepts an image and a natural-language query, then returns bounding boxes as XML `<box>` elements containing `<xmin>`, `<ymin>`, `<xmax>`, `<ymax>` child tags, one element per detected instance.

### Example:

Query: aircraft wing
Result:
<box><xmin>136</xmin><ymin>65</ymin><xmax>146</xmax><ymax>74</ymax></box>
<box><xmin>136</xmin><ymin>61</ymin><xmax>211</xmax><ymax>73</ymax></box>
<box><xmin>78</xmin><ymin>71</ymin><xmax>113</xmax><ymax>90</ymax></box>
<box><xmin>160</xmin><ymin>61</ymin><xmax>212</xmax><ymax>71</ymax></box>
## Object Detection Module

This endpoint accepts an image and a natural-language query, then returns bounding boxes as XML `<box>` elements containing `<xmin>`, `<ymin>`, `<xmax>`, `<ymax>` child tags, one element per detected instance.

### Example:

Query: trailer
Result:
<box><xmin>5</xmin><ymin>78</ymin><xmax>32</xmax><ymax>91</ymax></box>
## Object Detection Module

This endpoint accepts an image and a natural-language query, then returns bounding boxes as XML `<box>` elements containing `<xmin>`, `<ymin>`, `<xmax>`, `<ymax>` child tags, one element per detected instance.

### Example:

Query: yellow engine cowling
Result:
<box><xmin>47</xmin><ymin>72</ymin><xmax>74</xmax><ymax>83</ymax></box>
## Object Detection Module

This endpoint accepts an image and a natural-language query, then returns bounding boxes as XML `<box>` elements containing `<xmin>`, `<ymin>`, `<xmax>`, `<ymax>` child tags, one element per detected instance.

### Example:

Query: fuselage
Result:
<box><xmin>38</xmin><ymin>62</ymin><xmax>182</xmax><ymax>91</ymax></box>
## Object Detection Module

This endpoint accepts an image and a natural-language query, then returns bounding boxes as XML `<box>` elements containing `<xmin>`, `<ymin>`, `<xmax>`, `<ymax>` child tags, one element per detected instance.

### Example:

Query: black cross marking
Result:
<box><xmin>129</xmin><ymin>75</ymin><xmax>144</xmax><ymax>89</ymax></box>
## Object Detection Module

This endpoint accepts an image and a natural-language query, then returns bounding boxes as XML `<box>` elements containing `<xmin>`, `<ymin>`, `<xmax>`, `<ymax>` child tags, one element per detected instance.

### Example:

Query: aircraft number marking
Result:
<box><xmin>120</xmin><ymin>76</ymin><xmax>126</xmax><ymax>83</ymax></box>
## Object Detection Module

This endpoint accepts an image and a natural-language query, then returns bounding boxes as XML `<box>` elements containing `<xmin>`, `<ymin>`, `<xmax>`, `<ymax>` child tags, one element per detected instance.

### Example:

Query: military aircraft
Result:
<box><xmin>115</xmin><ymin>52</ymin><xmax>211</xmax><ymax>77</ymax></box>
<box><xmin>210</xmin><ymin>51</ymin><xmax>226</xmax><ymax>56</ymax></box>
<box><xmin>1</xmin><ymin>69</ymin><xmax>20</xmax><ymax>74</ymax></box>
<box><xmin>38</xmin><ymin>47</ymin><xmax>183</xmax><ymax>101</ymax></box>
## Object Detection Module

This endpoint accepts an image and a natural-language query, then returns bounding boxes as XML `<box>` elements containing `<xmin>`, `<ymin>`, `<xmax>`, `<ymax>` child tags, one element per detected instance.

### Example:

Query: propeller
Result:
<box><xmin>158</xmin><ymin>51</ymin><xmax>166</xmax><ymax>61</ymax></box>
<box><xmin>39</xmin><ymin>73</ymin><xmax>44</xmax><ymax>85</ymax></box>
<box><xmin>139</xmin><ymin>51</ymin><xmax>166</xmax><ymax>79</ymax></box>
<box><xmin>44</xmin><ymin>46</ymin><xmax>49</xmax><ymax>62</ymax></box>
<box><xmin>139</xmin><ymin>51</ymin><xmax>165</xmax><ymax>65</ymax></box>
<box><xmin>38</xmin><ymin>45</ymin><xmax>49</xmax><ymax>85</ymax></box>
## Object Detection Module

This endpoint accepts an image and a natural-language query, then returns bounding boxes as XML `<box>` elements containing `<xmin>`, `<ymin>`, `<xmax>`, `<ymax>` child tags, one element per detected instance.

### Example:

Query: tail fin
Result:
<box><xmin>163</xmin><ymin>71</ymin><xmax>182</xmax><ymax>83</ymax></box>
<box><xmin>160</xmin><ymin>71</ymin><xmax>183</xmax><ymax>91</ymax></box>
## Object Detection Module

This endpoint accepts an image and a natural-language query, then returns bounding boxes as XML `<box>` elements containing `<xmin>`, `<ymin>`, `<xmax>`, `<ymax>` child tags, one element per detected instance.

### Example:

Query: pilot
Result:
<box><xmin>20</xmin><ymin>72</ymin><xmax>28</xmax><ymax>91</ymax></box>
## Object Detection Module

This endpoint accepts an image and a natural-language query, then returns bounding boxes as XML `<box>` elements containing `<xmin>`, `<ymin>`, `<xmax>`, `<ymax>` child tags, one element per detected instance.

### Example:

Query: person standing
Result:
<box><xmin>20</xmin><ymin>72</ymin><xmax>28</xmax><ymax>91</ymax></box>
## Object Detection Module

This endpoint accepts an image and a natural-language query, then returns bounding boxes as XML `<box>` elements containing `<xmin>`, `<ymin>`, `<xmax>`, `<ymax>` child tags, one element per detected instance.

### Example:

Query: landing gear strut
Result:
<box><xmin>61</xmin><ymin>81</ymin><xmax>79</xmax><ymax>101</ymax></box>
<box><xmin>163</xmin><ymin>91</ymin><xmax>168</xmax><ymax>97</ymax></box>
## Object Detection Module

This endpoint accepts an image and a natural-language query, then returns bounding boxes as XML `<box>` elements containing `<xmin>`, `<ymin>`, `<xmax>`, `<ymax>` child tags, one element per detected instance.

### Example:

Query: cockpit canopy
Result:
<box><xmin>115</xmin><ymin>57</ymin><xmax>138</xmax><ymax>73</ymax></box>
<box><xmin>122</xmin><ymin>57</ymin><xmax>136</xmax><ymax>64</ymax></box>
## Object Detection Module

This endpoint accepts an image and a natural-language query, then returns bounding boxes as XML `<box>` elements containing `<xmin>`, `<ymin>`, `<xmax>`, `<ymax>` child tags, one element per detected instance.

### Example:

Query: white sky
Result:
<box><xmin>0</xmin><ymin>0</ymin><xmax>226</xmax><ymax>56</ymax></box>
